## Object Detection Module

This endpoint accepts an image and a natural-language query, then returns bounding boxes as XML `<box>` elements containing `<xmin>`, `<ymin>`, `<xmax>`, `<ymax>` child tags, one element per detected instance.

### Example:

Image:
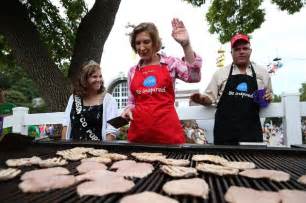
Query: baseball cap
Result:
<box><xmin>231</xmin><ymin>33</ymin><xmax>250</xmax><ymax>48</ymax></box>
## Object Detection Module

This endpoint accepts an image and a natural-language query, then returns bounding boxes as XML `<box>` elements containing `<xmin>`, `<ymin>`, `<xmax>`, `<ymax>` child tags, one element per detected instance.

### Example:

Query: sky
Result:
<box><xmin>92</xmin><ymin>0</ymin><xmax>306</xmax><ymax>96</ymax></box>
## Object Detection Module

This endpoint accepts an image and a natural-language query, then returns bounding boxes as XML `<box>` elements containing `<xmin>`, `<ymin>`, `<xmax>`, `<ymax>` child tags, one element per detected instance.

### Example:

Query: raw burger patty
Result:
<box><xmin>21</xmin><ymin>167</ymin><xmax>69</xmax><ymax>180</ymax></box>
<box><xmin>76</xmin><ymin>161</ymin><xmax>107</xmax><ymax>174</ymax></box>
<box><xmin>239</xmin><ymin>169</ymin><xmax>290</xmax><ymax>182</ymax></box>
<box><xmin>19</xmin><ymin>175</ymin><xmax>75</xmax><ymax>193</ymax></box>
<box><xmin>77</xmin><ymin>173</ymin><xmax>134</xmax><ymax>197</ymax></box>
<box><xmin>120</xmin><ymin>191</ymin><xmax>178</xmax><ymax>203</ymax></box>
<box><xmin>162</xmin><ymin>178</ymin><xmax>209</xmax><ymax>199</ymax></box>
<box><xmin>225</xmin><ymin>186</ymin><xmax>280</xmax><ymax>203</ymax></box>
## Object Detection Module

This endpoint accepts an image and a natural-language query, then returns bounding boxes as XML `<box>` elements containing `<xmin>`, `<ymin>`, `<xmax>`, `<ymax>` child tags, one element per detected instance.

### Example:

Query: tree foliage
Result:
<box><xmin>0</xmin><ymin>0</ymin><xmax>121</xmax><ymax>111</ymax></box>
<box><xmin>184</xmin><ymin>0</ymin><xmax>305</xmax><ymax>43</ymax></box>
<box><xmin>5</xmin><ymin>90</ymin><xmax>28</xmax><ymax>106</ymax></box>
<box><xmin>271</xmin><ymin>0</ymin><xmax>304</xmax><ymax>14</ymax></box>
<box><xmin>272</xmin><ymin>94</ymin><xmax>282</xmax><ymax>102</ymax></box>
<box><xmin>206</xmin><ymin>0</ymin><xmax>264</xmax><ymax>43</ymax></box>
<box><xmin>0</xmin><ymin>0</ymin><xmax>87</xmax><ymax>73</ymax></box>
<box><xmin>0</xmin><ymin>0</ymin><xmax>86</xmax><ymax>110</ymax></box>
<box><xmin>21</xmin><ymin>0</ymin><xmax>87</xmax><ymax>69</ymax></box>
<box><xmin>0</xmin><ymin>51</ymin><xmax>42</xmax><ymax>111</ymax></box>
<box><xmin>299</xmin><ymin>83</ymin><xmax>306</xmax><ymax>101</ymax></box>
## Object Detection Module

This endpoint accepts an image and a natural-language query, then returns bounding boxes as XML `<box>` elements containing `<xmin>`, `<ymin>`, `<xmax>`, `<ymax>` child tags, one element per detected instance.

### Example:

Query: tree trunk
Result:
<box><xmin>68</xmin><ymin>0</ymin><xmax>121</xmax><ymax>83</ymax></box>
<box><xmin>0</xmin><ymin>0</ymin><xmax>71</xmax><ymax>111</ymax></box>
<box><xmin>0</xmin><ymin>0</ymin><xmax>121</xmax><ymax>111</ymax></box>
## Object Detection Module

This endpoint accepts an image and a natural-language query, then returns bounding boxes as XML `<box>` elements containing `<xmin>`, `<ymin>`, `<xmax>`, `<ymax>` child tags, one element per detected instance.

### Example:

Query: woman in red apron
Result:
<box><xmin>121</xmin><ymin>18</ymin><xmax>202</xmax><ymax>144</ymax></box>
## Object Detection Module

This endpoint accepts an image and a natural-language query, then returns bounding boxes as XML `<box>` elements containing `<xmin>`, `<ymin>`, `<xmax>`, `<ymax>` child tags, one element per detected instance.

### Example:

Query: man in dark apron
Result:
<box><xmin>191</xmin><ymin>33</ymin><xmax>273</xmax><ymax>145</ymax></box>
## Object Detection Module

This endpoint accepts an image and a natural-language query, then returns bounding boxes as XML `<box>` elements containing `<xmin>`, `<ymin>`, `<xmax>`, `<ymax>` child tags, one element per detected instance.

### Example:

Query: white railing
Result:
<box><xmin>177</xmin><ymin>93</ymin><xmax>305</xmax><ymax>146</ymax></box>
<box><xmin>3</xmin><ymin>93</ymin><xmax>306</xmax><ymax>146</ymax></box>
<box><xmin>3</xmin><ymin>109</ymin><xmax>66</xmax><ymax>135</ymax></box>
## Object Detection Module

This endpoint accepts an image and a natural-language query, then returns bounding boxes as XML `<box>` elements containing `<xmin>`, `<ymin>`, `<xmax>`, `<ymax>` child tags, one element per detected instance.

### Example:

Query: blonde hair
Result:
<box><xmin>73</xmin><ymin>60</ymin><xmax>105</xmax><ymax>97</ymax></box>
<box><xmin>130</xmin><ymin>22</ymin><xmax>162</xmax><ymax>53</ymax></box>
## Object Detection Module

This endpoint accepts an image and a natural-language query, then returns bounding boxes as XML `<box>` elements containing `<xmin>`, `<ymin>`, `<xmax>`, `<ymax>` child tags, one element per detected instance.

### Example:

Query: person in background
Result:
<box><xmin>303</xmin><ymin>120</ymin><xmax>306</xmax><ymax>143</ymax></box>
<box><xmin>62</xmin><ymin>60</ymin><xmax>118</xmax><ymax>141</ymax></box>
<box><xmin>39</xmin><ymin>124</ymin><xmax>46</xmax><ymax>137</ymax></box>
<box><xmin>28</xmin><ymin>125</ymin><xmax>40</xmax><ymax>138</ymax></box>
<box><xmin>183</xmin><ymin>120</ymin><xmax>195</xmax><ymax>143</ymax></box>
<box><xmin>45</xmin><ymin>124</ymin><xmax>54</xmax><ymax>136</ymax></box>
<box><xmin>191</xmin><ymin>122</ymin><xmax>208</xmax><ymax>144</ymax></box>
<box><xmin>121</xmin><ymin>18</ymin><xmax>202</xmax><ymax>144</ymax></box>
<box><xmin>191</xmin><ymin>33</ymin><xmax>273</xmax><ymax>145</ymax></box>
<box><xmin>49</xmin><ymin>124</ymin><xmax>54</xmax><ymax>136</ymax></box>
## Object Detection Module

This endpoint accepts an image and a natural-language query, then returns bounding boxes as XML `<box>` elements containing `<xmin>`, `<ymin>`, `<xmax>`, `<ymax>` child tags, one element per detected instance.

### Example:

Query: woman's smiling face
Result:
<box><xmin>87</xmin><ymin>69</ymin><xmax>103</xmax><ymax>91</ymax></box>
<box><xmin>135</xmin><ymin>31</ymin><xmax>157</xmax><ymax>61</ymax></box>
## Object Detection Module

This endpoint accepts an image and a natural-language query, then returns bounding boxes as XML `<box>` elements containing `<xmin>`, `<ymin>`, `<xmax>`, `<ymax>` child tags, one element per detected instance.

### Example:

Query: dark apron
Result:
<box><xmin>214</xmin><ymin>64</ymin><xmax>263</xmax><ymax>145</ymax></box>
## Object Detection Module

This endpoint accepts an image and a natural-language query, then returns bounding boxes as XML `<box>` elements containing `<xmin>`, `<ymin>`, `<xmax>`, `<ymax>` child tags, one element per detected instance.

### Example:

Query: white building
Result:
<box><xmin>107</xmin><ymin>72</ymin><xmax>128</xmax><ymax>110</ymax></box>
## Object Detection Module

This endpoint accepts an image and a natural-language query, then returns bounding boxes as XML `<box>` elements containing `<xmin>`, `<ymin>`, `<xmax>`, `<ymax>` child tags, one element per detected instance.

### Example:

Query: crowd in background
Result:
<box><xmin>302</xmin><ymin>119</ymin><xmax>306</xmax><ymax>144</ymax></box>
<box><xmin>262</xmin><ymin>118</ymin><xmax>306</xmax><ymax>146</ymax></box>
<box><xmin>28</xmin><ymin>124</ymin><xmax>54</xmax><ymax>138</ymax></box>
<box><xmin>182</xmin><ymin>120</ymin><xmax>287</xmax><ymax>146</ymax></box>
<box><xmin>25</xmin><ymin>118</ymin><xmax>305</xmax><ymax>145</ymax></box>
<box><xmin>181</xmin><ymin>120</ymin><xmax>208</xmax><ymax>144</ymax></box>
<box><xmin>262</xmin><ymin>123</ymin><xmax>284</xmax><ymax>146</ymax></box>
<box><xmin>22</xmin><ymin>118</ymin><xmax>304</xmax><ymax>145</ymax></box>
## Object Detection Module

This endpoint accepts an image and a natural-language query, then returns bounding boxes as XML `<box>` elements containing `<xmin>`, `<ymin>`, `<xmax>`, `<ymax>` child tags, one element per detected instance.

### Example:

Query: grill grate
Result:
<box><xmin>1</xmin><ymin>142</ymin><xmax>306</xmax><ymax>203</ymax></box>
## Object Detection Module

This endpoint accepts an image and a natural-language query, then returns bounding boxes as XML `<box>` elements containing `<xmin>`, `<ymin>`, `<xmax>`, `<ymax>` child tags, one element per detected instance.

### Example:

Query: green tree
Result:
<box><xmin>264</xmin><ymin>93</ymin><xmax>282</xmax><ymax>126</ymax></box>
<box><xmin>299</xmin><ymin>83</ymin><xmax>306</xmax><ymax>101</ymax></box>
<box><xmin>273</xmin><ymin>94</ymin><xmax>282</xmax><ymax>102</ymax></box>
<box><xmin>0</xmin><ymin>0</ymin><xmax>121</xmax><ymax>111</ymax></box>
<box><xmin>0</xmin><ymin>50</ymin><xmax>41</xmax><ymax>111</ymax></box>
<box><xmin>5</xmin><ymin>90</ymin><xmax>28</xmax><ymax>107</ymax></box>
<box><xmin>0</xmin><ymin>60</ymin><xmax>40</xmax><ymax>98</ymax></box>
<box><xmin>184</xmin><ymin>0</ymin><xmax>305</xmax><ymax>43</ymax></box>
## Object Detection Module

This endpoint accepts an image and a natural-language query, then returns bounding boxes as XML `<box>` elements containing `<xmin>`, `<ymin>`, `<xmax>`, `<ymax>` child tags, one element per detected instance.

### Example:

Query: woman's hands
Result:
<box><xmin>171</xmin><ymin>18</ymin><xmax>195</xmax><ymax>64</ymax></box>
<box><xmin>171</xmin><ymin>18</ymin><xmax>190</xmax><ymax>47</ymax></box>
<box><xmin>106</xmin><ymin>107</ymin><xmax>133</xmax><ymax>142</ymax></box>
<box><xmin>105</xmin><ymin>133</ymin><xmax>116</xmax><ymax>141</ymax></box>
<box><xmin>121</xmin><ymin>107</ymin><xmax>133</xmax><ymax>121</ymax></box>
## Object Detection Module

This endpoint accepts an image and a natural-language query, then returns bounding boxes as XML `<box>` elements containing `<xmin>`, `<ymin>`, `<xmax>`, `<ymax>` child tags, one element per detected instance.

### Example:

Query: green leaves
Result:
<box><xmin>185</xmin><ymin>0</ymin><xmax>305</xmax><ymax>43</ymax></box>
<box><xmin>183</xmin><ymin>0</ymin><xmax>206</xmax><ymax>7</ymax></box>
<box><xmin>1</xmin><ymin>0</ymin><xmax>87</xmax><ymax>71</ymax></box>
<box><xmin>0</xmin><ymin>0</ymin><xmax>121</xmax><ymax>111</ymax></box>
<box><xmin>271</xmin><ymin>0</ymin><xmax>304</xmax><ymax>14</ymax></box>
<box><xmin>299</xmin><ymin>83</ymin><xmax>306</xmax><ymax>101</ymax></box>
<box><xmin>206</xmin><ymin>0</ymin><xmax>265</xmax><ymax>43</ymax></box>
<box><xmin>0</xmin><ymin>0</ymin><xmax>87</xmax><ymax>110</ymax></box>
<box><xmin>21</xmin><ymin>0</ymin><xmax>87</xmax><ymax>68</ymax></box>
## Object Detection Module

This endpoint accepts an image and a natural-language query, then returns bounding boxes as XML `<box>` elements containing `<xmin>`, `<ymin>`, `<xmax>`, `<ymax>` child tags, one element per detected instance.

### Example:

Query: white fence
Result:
<box><xmin>3</xmin><ymin>93</ymin><xmax>306</xmax><ymax>146</ymax></box>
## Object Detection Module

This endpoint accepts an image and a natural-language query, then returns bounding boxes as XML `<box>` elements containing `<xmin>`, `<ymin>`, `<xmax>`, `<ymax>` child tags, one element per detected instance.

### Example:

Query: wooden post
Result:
<box><xmin>282</xmin><ymin>93</ymin><xmax>302</xmax><ymax>146</ymax></box>
<box><xmin>12</xmin><ymin>107</ymin><xmax>29</xmax><ymax>135</ymax></box>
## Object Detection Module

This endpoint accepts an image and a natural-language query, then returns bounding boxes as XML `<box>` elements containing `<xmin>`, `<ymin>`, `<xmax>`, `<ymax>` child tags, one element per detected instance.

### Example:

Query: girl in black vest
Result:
<box><xmin>62</xmin><ymin>60</ymin><xmax>118</xmax><ymax>141</ymax></box>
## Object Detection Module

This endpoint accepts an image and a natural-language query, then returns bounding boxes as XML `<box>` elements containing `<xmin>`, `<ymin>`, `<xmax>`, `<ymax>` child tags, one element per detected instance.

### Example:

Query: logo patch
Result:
<box><xmin>236</xmin><ymin>82</ymin><xmax>248</xmax><ymax>92</ymax></box>
<box><xmin>143</xmin><ymin>76</ymin><xmax>157</xmax><ymax>87</ymax></box>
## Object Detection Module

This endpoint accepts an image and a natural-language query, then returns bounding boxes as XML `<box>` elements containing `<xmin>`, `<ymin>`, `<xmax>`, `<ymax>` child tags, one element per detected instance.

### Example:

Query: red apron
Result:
<box><xmin>128</xmin><ymin>64</ymin><xmax>185</xmax><ymax>144</ymax></box>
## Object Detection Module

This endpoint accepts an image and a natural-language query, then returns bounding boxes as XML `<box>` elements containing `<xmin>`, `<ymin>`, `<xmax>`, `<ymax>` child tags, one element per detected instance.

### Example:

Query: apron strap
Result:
<box><xmin>228</xmin><ymin>63</ymin><xmax>258</xmax><ymax>89</ymax></box>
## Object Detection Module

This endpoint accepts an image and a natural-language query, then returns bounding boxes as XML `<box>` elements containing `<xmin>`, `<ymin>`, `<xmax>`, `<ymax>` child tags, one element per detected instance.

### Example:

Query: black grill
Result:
<box><xmin>1</xmin><ymin>138</ymin><xmax>306</xmax><ymax>203</ymax></box>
